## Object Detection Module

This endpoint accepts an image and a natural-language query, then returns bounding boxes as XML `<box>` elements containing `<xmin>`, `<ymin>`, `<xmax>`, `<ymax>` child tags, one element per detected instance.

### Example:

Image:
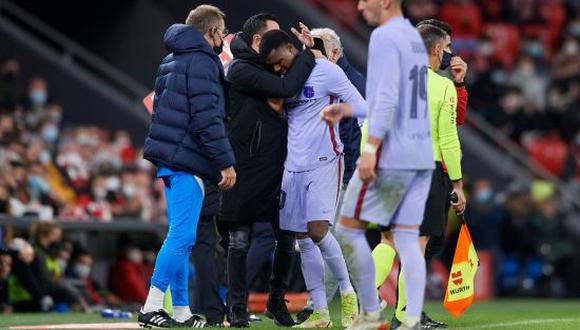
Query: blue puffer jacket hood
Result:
<box><xmin>164</xmin><ymin>24</ymin><xmax>213</xmax><ymax>55</ymax></box>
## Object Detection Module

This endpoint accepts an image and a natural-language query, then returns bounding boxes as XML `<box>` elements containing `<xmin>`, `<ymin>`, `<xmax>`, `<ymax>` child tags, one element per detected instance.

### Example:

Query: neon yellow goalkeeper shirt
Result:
<box><xmin>427</xmin><ymin>68</ymin><xmax>461</xmax><ymax>180</ymax></box>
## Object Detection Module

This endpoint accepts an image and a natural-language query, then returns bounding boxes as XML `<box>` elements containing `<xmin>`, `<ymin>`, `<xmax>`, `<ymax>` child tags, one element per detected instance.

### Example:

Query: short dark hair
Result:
<box><xmin>417</xmin><ymin>19</ymin><xmax>452</xmax><ymax>37</ymax></box>
<box><xmin>417</xmin><ymin>24</ymin><xmax>447</xmax><ymax>53</ymax></box>
<box><xmin>259</xmin><ymin>29</ymin><xmax>291</xmax><ymax>62</ymax></box>
<box><xmin>242</xmin><ymin>13</ymin><xmax>279</xmax><ymax>46</ymax></box>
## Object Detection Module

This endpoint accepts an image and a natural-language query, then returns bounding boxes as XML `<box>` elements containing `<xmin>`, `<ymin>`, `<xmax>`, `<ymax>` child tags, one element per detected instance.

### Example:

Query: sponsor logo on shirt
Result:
<box><xmin>303</xmin><ymin>86</ymin><xmax>315</xmax><ymax>98</ymax></box>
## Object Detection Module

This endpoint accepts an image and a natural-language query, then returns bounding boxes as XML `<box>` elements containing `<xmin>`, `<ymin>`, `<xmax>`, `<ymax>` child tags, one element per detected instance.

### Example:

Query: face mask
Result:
<box><xmin>525</xmin><ymin>42</ymin><xmax>544</xmax><ymax>58</ymax></box>
<box><xmin>440</xmin><ymin>51</ymin><xmax>453</xmax><ymax>70</ymax></box>
<box><xmin>569</xmin><ymin>24</ymin><xmax>580</xmax><ymax>38</ymax></box>
<box><xmin>476</xmin><ymin>188</ymin><xmax>493</xmax><ymax>204</ymax></box>
<box><xmin>2</xmin><ymin>72</ymin><xmax>15</xmax><ymax>81</ymax></box>
<box><xmin>122</xmin><ymin>184</ymin><xmax>137</xmax><ymax>197</ymax></box>
<box><xmin>47</xmin><ymin>242</ymin><xmax>61</xmax><ymax>258</ymax></box>
<box><xmin>564</xmin><ymin>41</ymin><xmax>578</xmax><ymax>56</ymax></box>
<box><xmin>39</xmin><ymin>150</ymin><xmax>52</xmax><ymax>164</ymax></box>
<box><xmin>29</xmin><ymin>175</ymin><xmax>50</xmax><ymax>193</ymax></box>
<box><xmin>30</xmin><ymin>90</ymin><xmax>47</xmax><ymax>106</ymax></box>
<box><xmin>127</xmin><ymin>249</ymin><xmax>143</xmax><ymax>263</ymax></box>
<box><xmin>213</xmin><ymin>43</ymin><xmax>224</xmax><ymax>55</ymax></box>
<box><xmin>42</xmin><ymin>125</ymin><xmax>59</xmax><ymax>144</ymax></box>
<box><xmin>74</xmin><ymin>264</ymin><xmax>91</xmax><ymax>278</ymax></box>
<box><xmin>57</xmin><ymin>258</ymin><xmax>68</xmax><ymax>272</ymax></box>
<box><xmin>213</xmin><ymin>29</ymin><xmax>224</xmax><ymax>55</ymax></box>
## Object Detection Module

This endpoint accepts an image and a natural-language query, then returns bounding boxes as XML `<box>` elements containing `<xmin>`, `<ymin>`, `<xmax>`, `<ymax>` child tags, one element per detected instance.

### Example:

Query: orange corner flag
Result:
<box><xmin>444</xmin><ymin>223</ymin><xmax>479</xmax><ymax>318</ymax></box>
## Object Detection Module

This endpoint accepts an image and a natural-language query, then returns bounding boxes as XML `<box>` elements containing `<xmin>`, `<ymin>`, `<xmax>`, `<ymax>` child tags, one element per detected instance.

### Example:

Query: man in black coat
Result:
<box><xmin>221</xmin><ymin>13</ymin><xmax>317</xmax><ymax>327</ymax></box>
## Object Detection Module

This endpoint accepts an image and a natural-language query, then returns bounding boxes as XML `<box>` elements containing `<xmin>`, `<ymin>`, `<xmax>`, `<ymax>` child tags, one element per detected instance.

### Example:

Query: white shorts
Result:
<box><xmin>341</xmin><ymin>168</ymin><xmax>432</xmax><ymax>227</ymax></box>
<box><xmin>280</xmin><ymin>157</ymin><xmax>344</xmax><ymax>233</ymax></box>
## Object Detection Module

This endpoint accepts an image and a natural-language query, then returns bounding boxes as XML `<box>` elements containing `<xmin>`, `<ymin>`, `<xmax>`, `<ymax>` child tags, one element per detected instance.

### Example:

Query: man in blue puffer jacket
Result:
<box><xmin>140</xmin><ymin>5</ymin><xmax>235</xmax><ymax>329</ymax></box>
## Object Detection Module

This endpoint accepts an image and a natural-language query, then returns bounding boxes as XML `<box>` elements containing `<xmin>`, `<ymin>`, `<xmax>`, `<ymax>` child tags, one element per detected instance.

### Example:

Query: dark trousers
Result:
<box><xmin>192</xmin><ymin>216</ymin><xmax>226</xmax><ymax>324</ymax></box>
<box><xmin>227</xmin><ymin>221</ymin><xmax>295</xmax><ymax>312</ymax></box>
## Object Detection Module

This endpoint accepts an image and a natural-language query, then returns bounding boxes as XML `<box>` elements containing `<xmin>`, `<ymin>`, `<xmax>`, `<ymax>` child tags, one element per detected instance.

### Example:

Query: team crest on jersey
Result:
<box><xmin>303</xmin><ymin>86</ymin><xmax>315</xmax><ymax>98</ymax></box>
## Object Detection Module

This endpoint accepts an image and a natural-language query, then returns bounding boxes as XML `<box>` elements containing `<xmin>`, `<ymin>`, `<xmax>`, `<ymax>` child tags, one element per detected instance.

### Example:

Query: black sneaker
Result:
<box><xmin>265</xmin><ymin>295</ymin><xmax>295</xmax><ymax>327</ymax></box>
<box><xmin>296</xmin><ymin>306</ymin><xmax>313</xmax><ymax>324</ymax></box>
<box><xmin>204</xmin><ymin>322</ymin><xmax>225</xmax><ymax>328</ymax></box>
<box><xmin>138</xmin><ymin>309</ymin><xmax>175</xmax><ymax>328</ymax></box>
<box><xmin>175</xmin><ymin>314</ymin><xmax>206</xmax><ymax>328</ymax></box>
<box><xmin>421</xmin><ymin>312</ymin><xmax>447</xmax><ymax>328</ymax></box>
<box><xmin>229</xmin><ymin>308</ymin><xmax>250</xmax><ymax>328</ymax></box>
<box><xmin>389</xmin><ymin>314</ymin><xmax>402</xmax><ymax>330</ymax></box>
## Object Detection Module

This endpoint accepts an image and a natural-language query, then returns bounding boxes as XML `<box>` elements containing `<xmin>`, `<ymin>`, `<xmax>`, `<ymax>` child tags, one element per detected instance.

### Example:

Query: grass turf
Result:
<box><xmin>2</xmin><ymin>299</ymin><xmax>580</xmax><ymax>329</ymax></box>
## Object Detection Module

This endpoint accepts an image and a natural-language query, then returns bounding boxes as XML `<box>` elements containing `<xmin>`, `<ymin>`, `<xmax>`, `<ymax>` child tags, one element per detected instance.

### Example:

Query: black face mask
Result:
<box><xmin>47</xmin><ymin>242</ymin><xmax>62</xmax><ymax>258</ymax></box>
<box><xmin>440</xmin><ymin>51</ymin><xmax>453</xmax><ymax>70</ymax></box>
<box><xmin>213</xmin><ymin>44</ymin><xmax>224</xmax><ymax>55</ymax></box>
<box><xmin>2</xmin><ymin>72</ymin><xmax>16</xmax><ymax>81</ymax></box>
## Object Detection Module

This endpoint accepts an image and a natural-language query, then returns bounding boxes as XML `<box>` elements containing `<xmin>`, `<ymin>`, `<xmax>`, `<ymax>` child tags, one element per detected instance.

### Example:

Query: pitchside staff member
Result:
<box><xmin>140</xmin><ymin>5</ymin><xmax>235</xmax><ymax>329</ymax></box>
<box><xmin>221</xmin><ymin>13</ymin><xmax>318</xmax><ymax>327</ymax></box>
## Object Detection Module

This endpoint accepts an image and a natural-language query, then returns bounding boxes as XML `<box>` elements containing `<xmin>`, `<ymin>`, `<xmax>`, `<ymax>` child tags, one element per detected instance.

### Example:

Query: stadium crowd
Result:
<box><xmin>313</xmin><ymin>0</ymin><xmax>580</xmax><ymax>180</ymax></box>
<box><xmin>0</xmin><ymin>0</ymin><xmax>579</xmax><ymax>321</ymax></box>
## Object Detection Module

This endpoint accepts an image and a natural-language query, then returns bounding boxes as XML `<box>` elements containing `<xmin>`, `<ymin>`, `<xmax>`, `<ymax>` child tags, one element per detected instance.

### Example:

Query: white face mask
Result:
<box><xmin>74</xmin><ymin>264</ymin><xmax>91</xmax><ymax>278</ymax></box>
<box><xmin>564</xmin><ymin>41</ymin><xmax>578</xmax><ymax>56</ymax></box>
<box><xmin>57</xmin><ymin>258</ymin><xmax>68</xmax><ymax>272</ymax></box>
<box><xmin>127</xmin><ymin>249</ymin><xmax>143</xmax><ymax>263</ymax></box>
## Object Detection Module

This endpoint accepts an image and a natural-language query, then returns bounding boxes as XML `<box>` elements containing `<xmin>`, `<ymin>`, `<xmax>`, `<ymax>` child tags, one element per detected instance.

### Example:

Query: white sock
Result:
<box><xmin>316</xmin><ymin>232</ymin><xmax>354</xmax><ymax>294</ymax></box>
<box><xmin>297</xmin><ymin>237</ymin><xmax>328</xmax><ymax>311</ymax></box>
<box><xmin>393</xmin><ymin>228</ymin><xmax>426</xmax><ymax>322</ymax></box>
<box><xmin>335</xmin><ymin>224</ymin><xmax>379</xmax><ymax>313</ymax></box>
<box><xmin>142</xmin><ymin>286</ymin><xmax>165</xmax><ymax>313</ymax></box>
<box><xmin>173</xmin><ymin>306</ymin><xmax>193</xmax><ymax>322</ymax></box>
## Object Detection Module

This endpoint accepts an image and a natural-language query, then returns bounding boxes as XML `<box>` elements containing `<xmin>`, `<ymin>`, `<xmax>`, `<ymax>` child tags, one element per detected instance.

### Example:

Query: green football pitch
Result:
<box><xmin>1</xmin><ymin>300</ymin><xmax>579</xmax><ymax>329</ymax></box>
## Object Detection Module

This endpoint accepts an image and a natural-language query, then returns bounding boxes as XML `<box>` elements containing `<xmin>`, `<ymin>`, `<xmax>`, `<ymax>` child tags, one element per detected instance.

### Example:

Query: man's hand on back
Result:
<box><xmin>219</xmin><ymin>166</ymin><xmax>236</xmax><ymax>190</ymax></box>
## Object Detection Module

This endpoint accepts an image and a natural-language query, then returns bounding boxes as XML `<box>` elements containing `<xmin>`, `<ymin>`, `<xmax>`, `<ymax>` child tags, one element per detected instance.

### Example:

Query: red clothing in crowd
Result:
<box><xmin>109</xmin><ymin>260</ymin><xmax>148</xmax><ymax>303</ymax></box>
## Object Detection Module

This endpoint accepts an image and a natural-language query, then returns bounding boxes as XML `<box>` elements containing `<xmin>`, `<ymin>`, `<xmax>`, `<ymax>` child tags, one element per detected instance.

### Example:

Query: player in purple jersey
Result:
<box><xmin>321</xmin><ymin>0</ymin><xmax>434</xmax><ymax>329</ymax></box>
<box><xmin>259</xmin><ymin>29</ymin><xmax>364</xmax><ymax>328</ymax></box>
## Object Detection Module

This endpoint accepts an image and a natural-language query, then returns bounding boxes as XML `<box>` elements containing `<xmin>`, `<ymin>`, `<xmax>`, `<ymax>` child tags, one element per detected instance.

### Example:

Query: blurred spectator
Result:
<box><xmin>0</xmin><ymin>250</ymin><xmax>13</xmax><ymax>314</ymax></box>
<box><xmin>22</xmin><ymin>77</ymin><xmax>50</xmax><ymax>113</ymax></box>
<box><xmin>465</xmin><ymin>179</ymin><xmax>503</xmax><ymax>251</ymax></box>
<box><xmin>508</xmin><ymin>55</ymin><xmax>548</xmax><ymax>110</ymax></box>
<box><xmin>0</xmin><ymin>59</ymin><xmax>21</xmax><ymax>110</ymax></box>
<box><xmin>109</xmin><ymin>239</ymin><xmax>148</xmax><ymax>304</ymax></box>
<box><xmin>65</xmin><ymin>246</ymin><xmax>121</xmax><ymax>307</ymax></box>
<box><xmin>30</xmin><ymin>222</ymin><xmax>86</xmax><ymax>311</ymax></box>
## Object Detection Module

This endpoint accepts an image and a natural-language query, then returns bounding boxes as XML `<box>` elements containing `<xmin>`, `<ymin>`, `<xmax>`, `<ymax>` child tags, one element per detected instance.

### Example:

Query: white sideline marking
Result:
<box><xmin>459</xmin><ymin>318</ymin><xmax>580</xmax><ymax>329</ymax></box>
<box><xmin>10</xmin><ymin>322</ymin><xmax>141</xmax><ymax>329</ymax></box>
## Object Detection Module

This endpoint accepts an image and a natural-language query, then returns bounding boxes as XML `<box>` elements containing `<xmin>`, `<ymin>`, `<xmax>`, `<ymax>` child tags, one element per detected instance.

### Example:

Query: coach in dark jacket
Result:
<box><xmin>143</xmin><ymin>24</ymin><xmax>235</xmax><ymax>184</ymax></box>
<box><xmin>140</xmin><ymin>5</ymin><xmax>235</xmax><ymax>328</ymax></box>
<box><xmin>221</xmin><ymin>13</ymin><xmax>316</xmax><ymax>327</ymax></box>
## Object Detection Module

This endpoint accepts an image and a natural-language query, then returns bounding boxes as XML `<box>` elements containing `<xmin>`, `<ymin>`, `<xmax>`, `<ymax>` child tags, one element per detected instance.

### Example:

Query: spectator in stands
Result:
<box><xmin>508</xmin><ymin>54</ymin><xmax>548</xmax><ymax>110</ymax></box>
<box><xmin>109</xmin><ymin>239</ymin><xmax>148</xmax><ymax>305</ymax></box>
<box><xmin>66</xmin><ymin>246</ymin><xmax>120</xmax><ymax>307</ymax></box>
<box><xmin>0</xmin><ymin>59</ymin><xmax>20</xmax><ymax>110</ymax></box>
<box><xmin>8</xmin><ymin>237</ymin><xmax>55</xmax><ymax>312</ymax></box>
<box><xmin>32</xmin><ymin>222</ymin><xmax>86</xmax><ymax>311</ymax></box>
<box><xmin>0</xmin><ymin>250</ymin><xmax>12</xmax><ymax>314</ymax></box>
<box><xmin>22</xmin><ymin>77</ymin><xmax>50</xmax><ymax>112</ymax></box>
